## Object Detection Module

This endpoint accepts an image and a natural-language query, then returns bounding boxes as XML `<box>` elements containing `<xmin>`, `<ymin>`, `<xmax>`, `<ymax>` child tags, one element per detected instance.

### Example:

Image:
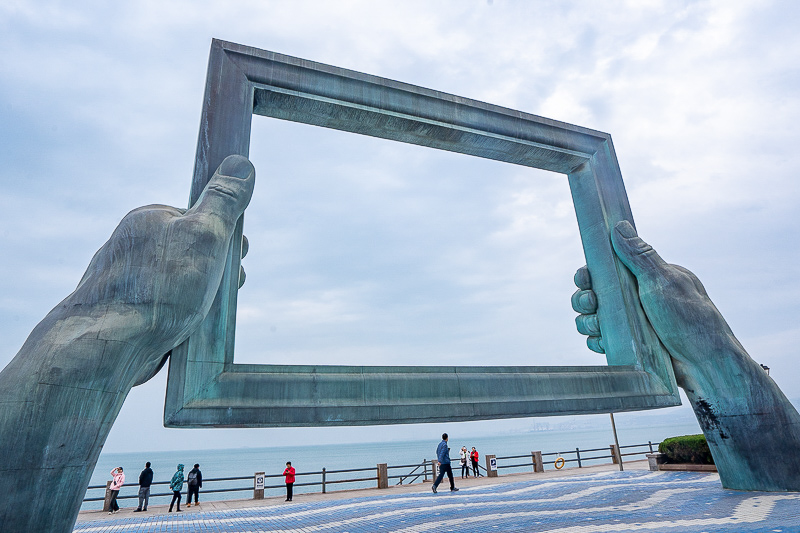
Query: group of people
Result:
<box><xmin>106</xmin><ymin>462</ymin><xmax>203</xmax><ymax>514</ymax></box>
<box><xmin>459</xmin><ymin>445</ymin><xmax>481</xmax><ymax>478</ymax></box>
<box><xmin>431</xmin><ymin>433</ymin><xmax>481</xmax><ymax>493</ymax></box>
<box><xmin>107</xmin><ymin>461</ymin><xmax>297</xmax><ymax>512</ymax></box>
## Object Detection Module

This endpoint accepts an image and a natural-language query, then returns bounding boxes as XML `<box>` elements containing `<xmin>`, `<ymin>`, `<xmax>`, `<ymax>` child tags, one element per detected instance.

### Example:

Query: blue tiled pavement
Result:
<box><xmin>74</xmin><ymin>470</ymin><xmax>800</xmax><ymax>532</ymax></box>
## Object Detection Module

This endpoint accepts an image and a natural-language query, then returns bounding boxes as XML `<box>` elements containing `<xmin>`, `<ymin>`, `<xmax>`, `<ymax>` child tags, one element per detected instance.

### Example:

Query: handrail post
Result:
<box><xmin>423</xmin><ymin>459</ymin><xmax>428</xmax><ymax>482</ymax></box>
<box><xmin>531</xmin><ymin>451</ymin><xmax>543</xmax><ymax>473</ymax></box>
<box><xmin>485</xmin><ymin>454</ymin><xmax>498</xmax><ymax>477</ymax></box>
<box><xmin>102</xmin><ymin>480</ymin><xmax>113</xmax><ymax>512</ymax></box>
<box><xmin>610</xmin><ymin>444</ymin><xmax>623</xmax><ymax>470</ymax></box>
<box><xmin>431</xmin><ymin>459</ymin><xmax>438</xmax><ymax>481</ymax></box>
<box><xmin>322</xmin><ymin>467</ymin><xmax>326</xmax><ymax>494</ymax></box>
<box><xmin>576</xmin><ymin>447</ymin><xmax>582</xmax><ymax>468</ymax></box>
<box><xmin>377</xmin><ymin>463</ymin><xmax>388</xmax><ymax>489</ymax></box>
<box><xmin>254</xmin><ymin>472</ymin><xmax>265</xmax><ymax>500</ymax></box>
<box><xmin>648</xmin><ymin>441</ymin><xmax>654</xmax><ymax>453</ymax></box>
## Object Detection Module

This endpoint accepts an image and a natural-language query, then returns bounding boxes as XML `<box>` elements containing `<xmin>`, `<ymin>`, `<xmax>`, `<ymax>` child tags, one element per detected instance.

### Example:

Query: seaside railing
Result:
<box><xmin>83</xmin><ymin>441</ymin><xmax>659</xmax><ymax>511</ymax></box>
<box><xmin>492</xmin><ymin>441</ymin><xmax>658</xmax><ymax>473</ymax></box>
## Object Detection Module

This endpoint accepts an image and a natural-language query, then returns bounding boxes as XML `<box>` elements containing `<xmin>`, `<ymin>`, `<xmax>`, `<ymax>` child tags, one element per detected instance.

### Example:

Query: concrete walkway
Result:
<box><xmin>74</xmin><ymin>460</ymin><xmax>800</xmax><ymax>532</ymax></box>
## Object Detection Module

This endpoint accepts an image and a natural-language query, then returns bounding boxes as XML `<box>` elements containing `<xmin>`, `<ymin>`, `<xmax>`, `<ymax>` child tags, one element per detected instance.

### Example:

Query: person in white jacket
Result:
<box><xmin>459</xmin><ymin>447</ymin><xmax>470</xmax><ymax>478</ymax></box>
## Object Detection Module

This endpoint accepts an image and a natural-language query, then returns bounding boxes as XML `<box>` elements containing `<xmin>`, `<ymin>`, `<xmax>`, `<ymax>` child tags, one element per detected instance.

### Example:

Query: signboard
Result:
<box><xmin>489</xmin><ymin>457</ymin><xmax>497</xmax><ymax>471</ymax></box>
<box><xmin>254</xmin><ymin>473</ymin><xmax>265</xmax><ymax>490</ymax></box>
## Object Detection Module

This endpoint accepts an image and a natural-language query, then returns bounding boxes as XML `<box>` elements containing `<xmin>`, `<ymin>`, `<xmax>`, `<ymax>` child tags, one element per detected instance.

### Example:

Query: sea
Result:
<box><xmin>83</xmin><ymin>420</ymin><xmax>699</xmax><ymax>511</ymax></box>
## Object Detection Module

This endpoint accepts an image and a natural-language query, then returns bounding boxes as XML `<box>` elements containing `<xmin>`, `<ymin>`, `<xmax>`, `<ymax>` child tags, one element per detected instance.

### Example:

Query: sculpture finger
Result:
<box><xmin>241</xmin><ymin>234</ymin><xmax>250</xmax><ymax>259</ymax></box>
<box><xmin>186</xmin><ymin>155</ymin><xmax>255</xmax><ymax>229</ymax></box>
<box><xmin>611</xmin><ymin>221</ymin><xmax>668</xmax><ymax>278</ymax></box>
<box><xmin>575</xmin><ymin>314</ymin><xmax>601</xmax><ymax>336</ymax></box>
<box><xmin>574</xmin><ymin>266</ymin><xmax>592</xmax><ymax>290</ymax></box>
<box><xmin>586</xmin><ymin>336</ymin><xmax>605</xmax><ymax>354</ymax></box>
<box><xmin>571</xmin><ymin>289</ymin><xmax>597</xmax><ymax>314</ymax></box>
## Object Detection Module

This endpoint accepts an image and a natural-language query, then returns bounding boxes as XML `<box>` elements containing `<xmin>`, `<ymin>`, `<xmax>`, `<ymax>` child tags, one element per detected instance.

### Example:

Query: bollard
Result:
<box><xmin>377</xmin><ymin>463</ymin><xmax>388</xmax><ymax>489</ymax></box>
<box><xmin>102</xmin><ymin>480</ymin><xmax>113</xmax><ymax>512</ymax></box>
<box><xmin>646</xmin><ymin>453</ymin><xmax>664</xmax><ymax>472</ymax></box>
<box><xmin>254</xmin><ymin>472</ymin><xmax>265</xmax><ymax>500</ymax></box>
<box><xmin>485</xmin><ymin>454</ymin><xmax>498</xmax><ymax>477</ymax></box>
<box><xmin>531</xmin><ymin>451</ymin><xmax>544</xmax><ymax>473</ymax></box>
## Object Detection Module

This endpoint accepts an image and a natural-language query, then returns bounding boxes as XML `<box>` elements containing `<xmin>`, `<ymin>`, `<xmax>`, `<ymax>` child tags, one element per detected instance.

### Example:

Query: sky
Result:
<box><xmin>1</xmin><ymin>0</ymin><xmax>798</xmax><ymax>453</ymax></box>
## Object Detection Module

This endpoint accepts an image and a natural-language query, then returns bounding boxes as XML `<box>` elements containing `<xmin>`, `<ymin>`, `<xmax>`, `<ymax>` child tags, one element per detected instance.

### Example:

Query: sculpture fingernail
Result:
<box><xmin>218</xmin><ymin>155</ymin><xmax>254</xmax><ymax>180</ymax></box>
<box><xmin>615</xmin><ymin>220</ymin><xmax>636</xmax><ymax>238</ymax></box>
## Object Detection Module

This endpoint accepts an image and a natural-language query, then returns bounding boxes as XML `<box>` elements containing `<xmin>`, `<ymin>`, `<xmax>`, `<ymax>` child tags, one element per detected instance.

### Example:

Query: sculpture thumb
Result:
<box><xmin>610</xmin><ymin>221</ymin><xmax>668</xmax><ymax>278</ymax></box>
<box><xmin>188</xmin><ymin>154</ymin><xmax>256</xmax><ymax>222</ymax></box>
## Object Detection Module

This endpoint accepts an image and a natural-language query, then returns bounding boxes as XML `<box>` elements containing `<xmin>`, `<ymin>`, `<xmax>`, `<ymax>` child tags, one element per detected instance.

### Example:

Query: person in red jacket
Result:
<box><xmin>283</xmin><ymin>461</ymin><xmax>296</xmax><ymax>502</ymax></box>
<box><xmin>470</xmin><ymin>447</ymin><xmax>481</xmax><ymax>477</ymax></box>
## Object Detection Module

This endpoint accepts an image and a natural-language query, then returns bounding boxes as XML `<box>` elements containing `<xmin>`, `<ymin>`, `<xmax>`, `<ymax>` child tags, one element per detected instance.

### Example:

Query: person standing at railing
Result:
<box><xmin>470</xmin><ymin>447</ymin><xmax>481</xmax><ymax>477</ymax></box>
<box><xmin>459</xmin><ymin>447</ymin><xmax>470</xmax><ymax>478</ymax></box>
<box><xmin>168</xmin><ymin>464</ymin><xmax>184</xmax><ymax>512</ymax></box>
<box><xmin>107</xmin><ymin>467</ymin><xmax>124</xmax><ymax>514</ymax></box>
<box><xmin>133</xmin><ymin>462</ymin><xmax>153</xmax><ymax>512</ymax></box>
<box><xmin>283</xmin><ymin>461</ymin><xmax>295</xmax><ymax>502</ymax></box>
<box><xmin>431</xmin><ymin>433</ymin><xmax>458</xmax><ymax>493</ymax></box>
<box><xmin>186</xmin><ymin>464</ymin><xmax>202</xmax><ymax>507</ymax></box>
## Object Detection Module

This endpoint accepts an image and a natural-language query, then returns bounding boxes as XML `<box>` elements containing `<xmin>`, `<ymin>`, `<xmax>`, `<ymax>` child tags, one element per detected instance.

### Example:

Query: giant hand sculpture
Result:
<box><xmin>0</xmin><ymin>155</ymin><xmax>255</xmax><ymax>532</ymax></box>
<box><xmin>574</xmin><ymin>221</ymin><xmax>800</xmax><ymax>491</ymax></box>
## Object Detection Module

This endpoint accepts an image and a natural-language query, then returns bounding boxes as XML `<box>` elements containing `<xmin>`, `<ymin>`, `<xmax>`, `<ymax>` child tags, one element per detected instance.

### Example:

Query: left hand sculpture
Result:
<box><xmin>574</xmin><ymin>221</ymin><xmax>800</xmax><ymax>491</ymax></box>
<box><xmin>0</xmin><ymin>155</ymin><xmax>255</xmax><ymax>532</ymax></box>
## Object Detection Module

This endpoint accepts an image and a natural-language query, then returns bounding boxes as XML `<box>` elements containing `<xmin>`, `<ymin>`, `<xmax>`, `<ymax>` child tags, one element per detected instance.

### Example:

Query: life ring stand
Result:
<box><xmin>554</xmin><ymin>457</ymin><xmax>566</xmax><ymax>469</ymax></box>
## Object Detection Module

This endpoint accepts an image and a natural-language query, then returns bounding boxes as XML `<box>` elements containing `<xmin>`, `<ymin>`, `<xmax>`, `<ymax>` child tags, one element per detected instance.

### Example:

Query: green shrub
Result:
<box><xmin>658</xmin><ymin>434</ymin><xmax>714</xmax><ymax>464</ymax></box>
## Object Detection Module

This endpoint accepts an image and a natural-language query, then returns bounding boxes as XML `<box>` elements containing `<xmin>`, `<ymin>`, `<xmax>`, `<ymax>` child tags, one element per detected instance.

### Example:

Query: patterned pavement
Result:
<box><xmin>73</xmin><ymin>470</ymin><xmax>800</xmax><ymax>532</ymax></box>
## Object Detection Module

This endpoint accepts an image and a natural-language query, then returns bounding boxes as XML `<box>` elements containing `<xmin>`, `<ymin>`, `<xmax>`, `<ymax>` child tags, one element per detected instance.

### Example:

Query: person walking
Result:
<box><xmin>470</xmin><ymin>447</ymin><xmax>481</xmax><ymax>477</ymax></box>
<box><xmin>107</xmin><ymin>467</ymin><xmax>125</xmax><ymax>514</ymax></box>
<box><xmin>283</xmin><ymin>461</ymin><xmax>296</xmax><ymax>501</ymax></box>
<box><xmin>186</xmin><ymin>464</ymin><xmax>203</xmax><ymax>507</ymax></box>
<box><xmin>168</xmin><ymin>464</ymin><xmax>184</xmax><ymax>512</ymax></box>
<box><xmin>133</xmin><ymin>462</ymin><xmax>153</xmax><ymax>512</ymax></box>
<box><xmin>459</xmin><ymin>446</ymin><xmax>470</xmax><ymax>478</ymax></box>
<box><xmin>431</xmin><ymin>433</ymin><xmax>458</xmax><ymax>493</ymax></box>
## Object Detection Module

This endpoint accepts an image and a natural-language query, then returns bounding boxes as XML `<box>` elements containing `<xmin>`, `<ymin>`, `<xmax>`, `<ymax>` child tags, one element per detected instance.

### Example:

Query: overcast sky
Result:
<box><xmin>1</xmin><ymin>0</ymin><xmax>798</xmax><ymax>452</ymax></box>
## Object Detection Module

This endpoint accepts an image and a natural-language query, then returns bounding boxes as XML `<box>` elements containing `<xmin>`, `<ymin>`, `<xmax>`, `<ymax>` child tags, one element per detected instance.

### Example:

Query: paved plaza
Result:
<box><xmin>74</xmin><ymin>465</ymin><xmax>800</xmax><ymax>532</ymax></box>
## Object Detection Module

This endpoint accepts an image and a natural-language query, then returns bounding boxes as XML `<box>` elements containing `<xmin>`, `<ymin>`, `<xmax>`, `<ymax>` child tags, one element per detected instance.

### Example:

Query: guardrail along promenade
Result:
<box><xmin>85</xmin><ymin>441</ymin><xmax>658</xmax><ymax>511</ymax></box>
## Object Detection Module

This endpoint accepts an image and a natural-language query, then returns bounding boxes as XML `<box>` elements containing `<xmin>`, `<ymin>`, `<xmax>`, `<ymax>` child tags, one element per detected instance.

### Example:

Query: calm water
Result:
<box><xmin>83</xmin><ymin>421</ymin><xmax>698</xmax><ymax>511</ymax></box>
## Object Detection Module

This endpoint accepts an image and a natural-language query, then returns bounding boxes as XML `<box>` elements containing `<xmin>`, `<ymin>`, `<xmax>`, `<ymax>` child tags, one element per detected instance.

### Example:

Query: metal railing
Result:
<box><xmin>83</xmin><ymin>441</ymin><xmax>659</xmax><ymax>509</ymax></box>
<box><xmin>392</xmin><ymin>461</ymin><xmax>430</xmax><ymax>485</ymax></box>
<box><xmin>494</xmin><ymin>441</ymin><xmax>659</xmax><ymax>472</ymax></box>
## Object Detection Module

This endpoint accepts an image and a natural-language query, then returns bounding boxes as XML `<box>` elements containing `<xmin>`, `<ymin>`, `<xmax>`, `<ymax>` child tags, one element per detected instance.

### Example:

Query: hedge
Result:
<box><xmin>658</xmin><ymin>434</ymin><xmax>714</xmax><ymax>464</ymax></box>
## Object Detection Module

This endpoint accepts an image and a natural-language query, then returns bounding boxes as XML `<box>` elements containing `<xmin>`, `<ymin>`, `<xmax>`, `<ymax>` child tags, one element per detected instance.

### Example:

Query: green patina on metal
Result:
<box><xmin>164</xmin><ymin>39</ymin><xmax>681</xmax><ymax>428</ymax></box>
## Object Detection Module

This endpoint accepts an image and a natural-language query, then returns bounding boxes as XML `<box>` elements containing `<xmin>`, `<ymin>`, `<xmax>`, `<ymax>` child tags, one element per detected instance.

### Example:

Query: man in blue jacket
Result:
<box><xmin>432</xmin><ymin>433</ymin><xmax>458</xmax><ymax>493</ymax></box>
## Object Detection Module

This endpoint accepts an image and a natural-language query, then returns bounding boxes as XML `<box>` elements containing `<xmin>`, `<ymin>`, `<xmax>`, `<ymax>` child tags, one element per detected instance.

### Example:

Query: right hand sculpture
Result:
<box><xmin>573</xmin><ymin>221</ymin><xmax>800</xmax><ymax>491</ymax></box>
